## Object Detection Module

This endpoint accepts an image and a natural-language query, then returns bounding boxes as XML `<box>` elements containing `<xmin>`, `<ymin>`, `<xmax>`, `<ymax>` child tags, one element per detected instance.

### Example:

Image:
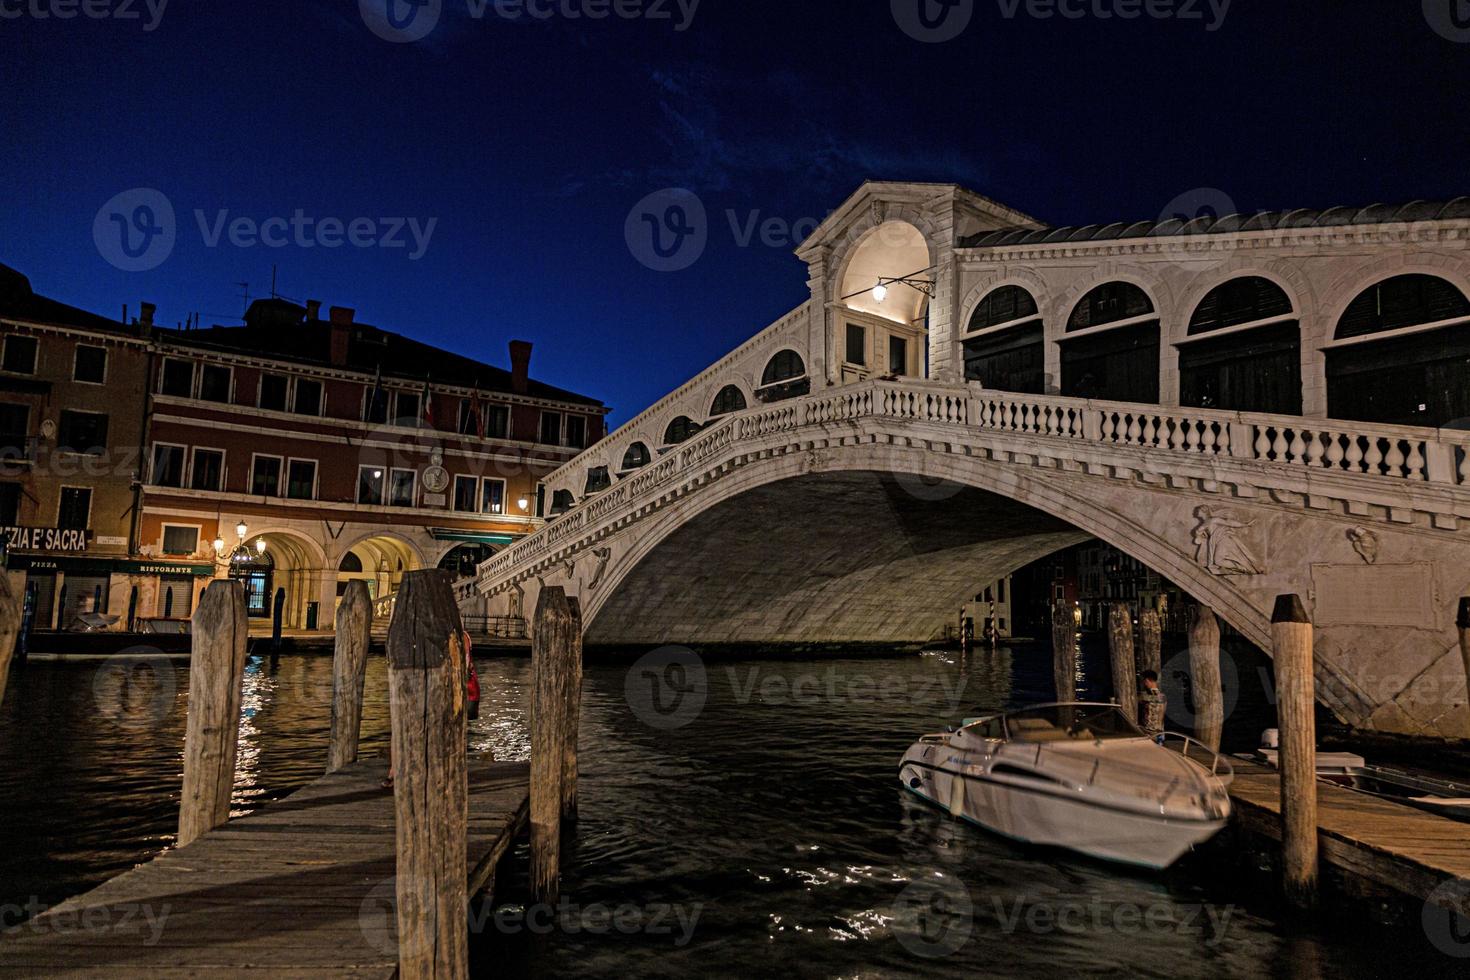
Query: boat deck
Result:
<box><xmin>0</xmin><ymin>756</ymin><xmax>530</xmax><ymax>978</ymax></box>
<box><xmin>1228</xmin><ymin>757</ymin><xmax>1470</xmax><ymax>916</ymax></box>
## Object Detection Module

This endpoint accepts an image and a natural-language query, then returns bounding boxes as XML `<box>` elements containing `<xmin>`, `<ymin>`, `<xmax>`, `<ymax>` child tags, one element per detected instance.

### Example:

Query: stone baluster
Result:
<box><xmin>1404</xmin><ymin>442</ymin><xmax>1425</xmax><ymax>481</ymax></box>
<box><xmin>1364</xmin><ymin>437</ymin><xmax>1385</xmax><ymax>475</ymax></box>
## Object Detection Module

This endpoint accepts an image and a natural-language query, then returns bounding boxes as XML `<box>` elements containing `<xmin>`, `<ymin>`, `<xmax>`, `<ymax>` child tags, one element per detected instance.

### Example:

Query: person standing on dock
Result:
<box><xmin>1138</xmin><ymin>670</ymin><xmax>1167</xmax><ymax>734</ymax></box>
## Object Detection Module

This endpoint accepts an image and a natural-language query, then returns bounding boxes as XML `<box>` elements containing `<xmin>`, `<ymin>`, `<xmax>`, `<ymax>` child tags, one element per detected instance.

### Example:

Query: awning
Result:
<box><xmin>427</xmin><ymin>528</ymin><xmax>518</xmax><ymax>546</ymax></box>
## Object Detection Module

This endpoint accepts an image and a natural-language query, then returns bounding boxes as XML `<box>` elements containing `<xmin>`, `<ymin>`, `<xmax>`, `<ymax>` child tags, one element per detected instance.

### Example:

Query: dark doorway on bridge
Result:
<box><xmin>962</xmin><ymin>285</ymin><xmax>1045</xmax><ymax>394</ymax></box>
<box><xmin>1179</xmin><ymin>276</ymin><xmax>1301</xmax><ymax>415</ymax></box>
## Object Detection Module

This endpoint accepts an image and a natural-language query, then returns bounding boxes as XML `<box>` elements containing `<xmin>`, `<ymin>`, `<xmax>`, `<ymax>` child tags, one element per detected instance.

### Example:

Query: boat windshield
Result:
<box><xmin>999</xmin><ymin>705</ymin><xmax>1143</xmax><ymax>742</ymax></box>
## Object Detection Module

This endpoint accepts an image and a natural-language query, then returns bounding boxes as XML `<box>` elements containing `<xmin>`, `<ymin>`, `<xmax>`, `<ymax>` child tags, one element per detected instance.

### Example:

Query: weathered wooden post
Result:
<box><xmin>561</xmin><ymin>595</ymin><xmax>585</xmax><ymax>824</ymax></box>
<box><xmin>1458</xmin><ymin>598</ymin><xmax>1470</xmax><ymax>712</ymax></box>
<box><xmin>327</xmin><ymin>580</ymin><xmax>373</xmax><ymax>773</ymax></box>
<box><xmin>530</xmin><ymin>587</ymin><xmax>575</xmax><ymax>904</ymax></box>
<box><xmin>1138</xmin><ymin>606</ymin><xmax>1162</xmax><ymax>678</ymax></box>
<box><xmin>0</xmin><ymin>571</ymin><xmax>20</xmax><ymax>709</ymax></box>
<box><xmin>387</xmin><ymin>570</ymin><xmax>468</xmax><ymax>980</ymax></box>
<box><xmin>1107</xmin><ymin>602</ymin><xmax>1137</xmax><ymax>723</ymax></box>
<box><xmin>1272</xmin><ymin>593</ymin><xmax>1318</xmax><ymax>911</ymax></box>
<box><xmin>178</xmin><ymin>580</ymin><xmax>249</xmax><ymax>848</ymax></box>
<box><xmin>1188</xmin><ymin>604</ymin><xmax>1225</xmax><ymax>752</ymax></box>
<box><xmin>1051</xmin><ymin>601</ymin><xmax>1078</xmax><ymax>702</ymax></box>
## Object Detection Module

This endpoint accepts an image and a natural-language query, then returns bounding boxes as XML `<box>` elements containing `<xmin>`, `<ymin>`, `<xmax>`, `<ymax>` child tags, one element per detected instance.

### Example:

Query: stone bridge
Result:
<box><xmin>464</xmin><ymin>182</ymin><xmax>1470</xmax><ymax>739</ymax></box>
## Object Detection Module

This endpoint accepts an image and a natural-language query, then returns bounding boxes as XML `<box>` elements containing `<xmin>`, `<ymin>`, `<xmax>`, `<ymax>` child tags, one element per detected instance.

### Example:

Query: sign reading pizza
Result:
<box><xmin>1</xmin><ymin>526</ymin><xmax>90</xmax><ymax>553</ymax></box>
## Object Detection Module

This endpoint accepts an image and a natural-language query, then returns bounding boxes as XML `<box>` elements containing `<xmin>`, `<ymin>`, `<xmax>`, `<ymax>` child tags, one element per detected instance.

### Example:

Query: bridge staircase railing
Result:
<box><xmin>474</xmin><ymin>378</ymin><xmax>1470</xmax><ymax>591</ymax></box>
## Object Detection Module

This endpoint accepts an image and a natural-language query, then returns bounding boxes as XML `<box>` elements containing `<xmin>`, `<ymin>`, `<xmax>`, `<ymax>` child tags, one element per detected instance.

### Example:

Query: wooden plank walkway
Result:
<box><xmin>1229</xmin><ymin>758</ymin><xmax>1470</xmax><ymax>916</ymax></box>
<box><xmin>0</xmin><ymin>757</ymin><xmax>529</xmax><ymax>978</ymax></box>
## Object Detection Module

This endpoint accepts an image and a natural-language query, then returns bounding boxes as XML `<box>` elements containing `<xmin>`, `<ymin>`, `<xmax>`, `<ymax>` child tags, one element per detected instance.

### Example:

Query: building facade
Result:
<box><xmin>137</xmin><ymin>298</ymin><xmax>606</xmax><ymax>629</ymax></box>
<box><xmin>0</xmin><ymin>266</ymin><xmax>169</xmax><ymax>630</ymax></box>
<box><xmin>1</xmin><ymin>266</ymin><xmax>606</xmax><ymax>634</ymax></box>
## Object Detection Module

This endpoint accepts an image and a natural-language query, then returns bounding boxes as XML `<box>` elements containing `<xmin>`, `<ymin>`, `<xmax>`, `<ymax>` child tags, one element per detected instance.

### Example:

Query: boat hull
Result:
<box><xmin>900</xmin><ymin>746</ymin><xmax>1227</xmax><ymax>870</ymax></box>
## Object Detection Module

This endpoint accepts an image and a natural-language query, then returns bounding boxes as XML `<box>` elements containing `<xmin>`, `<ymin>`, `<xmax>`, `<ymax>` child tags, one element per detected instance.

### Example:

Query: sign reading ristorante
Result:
<box><xmin>1</xmin><ymin>526</ymin><xmax>89</xmax><ymax>553</ymax></box>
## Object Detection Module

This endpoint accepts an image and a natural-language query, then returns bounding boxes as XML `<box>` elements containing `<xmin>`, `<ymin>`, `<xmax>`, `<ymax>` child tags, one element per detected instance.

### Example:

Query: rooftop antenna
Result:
<box><xmin>270</xmin><ymin>264</ymin><xmax>278</xmax><ymax>299</ymax></box>
<box><xmin>236</xmin><ymin>282</ymin><xmax>250</xmax><ymax>316</ymax></box>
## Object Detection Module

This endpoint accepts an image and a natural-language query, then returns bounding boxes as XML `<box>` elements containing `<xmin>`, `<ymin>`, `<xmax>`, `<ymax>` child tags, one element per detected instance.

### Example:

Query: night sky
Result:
<box><xmin>3</xmin><ymin>1</ymin><xmax>1467</xmax><ymax>423</ymax></box>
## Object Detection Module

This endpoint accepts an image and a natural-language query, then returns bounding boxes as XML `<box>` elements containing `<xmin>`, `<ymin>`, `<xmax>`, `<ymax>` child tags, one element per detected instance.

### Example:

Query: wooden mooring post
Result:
<box><xmin>0</xmin><ymin>571</ymin><xmax>20</xmax><ymax>709</ymax></box>
<box><xmin>1272</xmin><ymin>593</ymin><xmax>1318</xmax><ymax>912</ymax></box>
<box><xmin>178</xmin><ymin>580</ymin><xmax>249</xmax><ymax>848</ymax></box>
<box><xmin>327</xmin><ymin>580</ymin><xmax>373</xmax><ymax>773</ymax></box>
<box><xmin>562</xmin><ymin>595</ymin><xmax>585</xmax><ymax>824</ymax></box>
<box><xmin>386</xmin><ymin>569</ymin><xmax>469</xmax><ymax>980</ymax></box>
<box><xmin>1138</xmin><ymin>605</ymin><xmax>1162</xmax><ymax>679</ymax></box>
<box><xmin>1107</xmin><ymin>602</ymin><xmax>1137</xmax><ymax>723</ymax></box>
<box><xmin>1051</xmin><ymin>601</ymin><xmax>1078</xmax><ymax>703</ymax></box>
<box><xmin>530</xmin><ymin>586</ymin><xmax>580</xmax><ymax>905</ymax></box>
<box><xmin>1188</xmin><ymin>604</ymin><xmax>1225</xmax><ymax>752</ymax></box>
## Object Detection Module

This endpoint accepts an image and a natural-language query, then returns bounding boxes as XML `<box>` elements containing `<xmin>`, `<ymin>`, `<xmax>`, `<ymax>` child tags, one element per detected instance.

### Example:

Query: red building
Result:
<box><xmin>136</xmin><ymin>298</ymin><xmax>605</xmax><ymax>630</ymax></box>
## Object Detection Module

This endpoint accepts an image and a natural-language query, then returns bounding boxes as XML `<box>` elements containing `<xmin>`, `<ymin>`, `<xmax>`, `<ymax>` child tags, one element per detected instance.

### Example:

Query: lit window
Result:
<box><xmin>481</xmin><ymin>479</ymin><xmax>505</xmax><ymax>514</ymax></box>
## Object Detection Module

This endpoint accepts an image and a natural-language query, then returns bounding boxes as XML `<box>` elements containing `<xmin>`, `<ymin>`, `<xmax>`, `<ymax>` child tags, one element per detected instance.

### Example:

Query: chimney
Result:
<box><xmin>305</xmin><ymin>299</ymin><xmax>322</xmax><ymax>320</ymax></box>
<box><xmin>329</xmin><ymin>306</ymin><xmax>355</xmax><ymax>324</ymax></box>
<box><xmin>509</xmin><ymin>340</ymin><xmax>532</xmax><ymax>394</ymax></box>
<box><xmin>139</xmin><ymin>302</ymin><xmax>156</xmax><ymax>327</ymax></box>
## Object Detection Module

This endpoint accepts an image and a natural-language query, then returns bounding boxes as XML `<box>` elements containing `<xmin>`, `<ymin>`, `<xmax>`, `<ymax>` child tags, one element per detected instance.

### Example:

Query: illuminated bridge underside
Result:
<box><xmin>586</xmin><ymin>472</ymin><xmax>1086</xmax><ymax>645</ymax></box>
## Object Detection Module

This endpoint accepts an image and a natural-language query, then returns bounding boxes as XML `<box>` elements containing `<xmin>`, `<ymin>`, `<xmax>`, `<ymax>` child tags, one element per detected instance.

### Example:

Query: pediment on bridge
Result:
<box><xmin>794</xmin><ymin>181</ymin><xmax>1042</xmax><ymax>262</ymax></box>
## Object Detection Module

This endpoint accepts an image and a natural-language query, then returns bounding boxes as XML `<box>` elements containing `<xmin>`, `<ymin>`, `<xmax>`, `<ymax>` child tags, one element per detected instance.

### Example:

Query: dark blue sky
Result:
<box><xmin>3</xmin><ymin>1</ymin><xmax>1467</xmax><ymax>423</ymax></box>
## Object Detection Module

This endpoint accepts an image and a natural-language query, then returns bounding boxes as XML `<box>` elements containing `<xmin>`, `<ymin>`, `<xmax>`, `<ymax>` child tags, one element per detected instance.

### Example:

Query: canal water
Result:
<box><xmin>0</xmin><ymin>641</ymin><xmax>1446</xmax><ymax>976</ymax></box>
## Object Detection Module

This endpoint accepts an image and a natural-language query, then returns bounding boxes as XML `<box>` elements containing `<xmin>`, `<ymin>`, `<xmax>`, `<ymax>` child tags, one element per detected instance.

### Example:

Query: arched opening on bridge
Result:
<box><xmin>620</xmin><ymin>441</ymin><xmax>652</xmax><ymax>473</ymax></box>
<box><xmin>710</xmin><ymin>384</ymin><xmax>747</xmax><ymax>417</ymax></box>
<box><xmin>337</xmin><ymin>534</ymin><xmax>421</xmax><ymax>603</ymax></box>
<box><xmin>758</xmin><ymin>349</ymin><xmax>809</xmax><ymax>402</ymax></box>
<box><xmin>1059</xmin><ymin>282</ymin><xmax>1160</xmax><ymax>404</ymax></box>
<box><xmin>438</xmin><ymin>542</ymin><xmax>496</xmax><ymax>580</ymax></box>
<box><xmin>962</xmin><ymin>285</ymin><xmax>1045</xmax><ymax>394</ymax></box>
<box><xmin>1179</xmin><ymin>277</ymin><xmax>1301</xmax><ymax>415</ymax></box>
<box><xmin>1326</xmin><ymin>274</ymin><xmax>1470</xmax><ymax>427</ymax></box>
<box><xmin>835</xmin><ymin>220</ymin><xmax>932</xmax><ymax>383</ymax></box>
<box><xmin>663</xmin><ymin>415</ymin><xmax>702</xmax><ymax>447</ymax></box>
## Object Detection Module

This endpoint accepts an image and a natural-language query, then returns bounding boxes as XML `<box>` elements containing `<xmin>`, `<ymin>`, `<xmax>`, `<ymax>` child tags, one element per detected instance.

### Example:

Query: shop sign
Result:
<box><xmin>2</xmin><ymin>526</ymin><xmax>89</xmax><ymax>553</ymax></box>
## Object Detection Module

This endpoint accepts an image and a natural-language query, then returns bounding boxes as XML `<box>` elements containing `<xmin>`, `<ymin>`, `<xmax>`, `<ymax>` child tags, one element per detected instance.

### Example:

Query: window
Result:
<box><xmin>57</xmin><ymin>411</ymin><xmax>108</xmax><ymax>455</ymax></box>
<box><xmin>889</xmin><ymin>336</ymin><xmax>908</xmax><ymax>375</ymax></box>
<box><xmin>389</xmin><ymin>468</ymin><xmax>416</xmax><ymax>507</ymax></box>
<box><xmin>357</xmin><ymin>465</ymin><xmax>386</xmax><ymax>505</ymax></box>
<box><xmin>758</xmin><ymin>350</ymin><xmax>810</xmax><ymax>402</ymax></box>
<box><xmin>250</xmin><ymin>455</ymin><xmax>283</xmax><ymax>496</ymax></box>
<box><xmin>73</xmin><ymin>345</ymin><xmax>107</xmax><ymax>384</ymax></box>
<box><xmin>564</xmin><ymin>415</ymin><xmax>587</xmax><ymax>449</ymax></box>
<box><xmin>485</xmin><ymin>404</ymin><xmax>509</xmax><ymax>439</ymax></box>
<box><xmin>293</xmin><ymin>378</ymin><xmax>323</xmax><ymax>416</ymax></box>
<box><xmin>160</xmin><ymin>358</ymin><xmax>194</xmax><ymax>397</ymax></box>
<box><xmin>0</xmin><ymin>403</ymin><xmax>29</xmax><ymax>459</ymax></box>
<box><xmin>845</xmin><ymin>323</ymin><xmax>866</xmax><ymax>365</ymax></box>
<box><xmin>622</xmin><ymin>442</ymin><xmax>651</xmax><ymax>471</ymax></box>
<box><xmin>161</xmin><ymin>525</ymin><xmax>199</xmax><ymax>556</ymax></box>
<box><xmin>57</xmin><ymin>487</ymin><xmax>91</xmax><ymax>530</ymax></box>
<box><xmin>1067</xmin><ymin>282</ymin><xmax>1154</xmax><ymax>331</ymax></box>
<box><xmin>364</xmin><ymin>385</ymin><xmax>389</xmax><ymax>424</ymax></box>
<box><xmin>151</xmin><ymin>444</ymin><xmax>186</xmax><ymax>487</ymax></box>
<box><xmin>258</xmin><ymin>374</ymin><xmax>288</xmax><ymax>411</ymax></box>
<box><xmin>0</xmin><ymin>482</ymin><xmax>18</xmax><ymax>525</ymax></box>
<box><xmin>457</xmin><ymin>398</ymin><xmax>476</xmax><ymax>435</ymax></box>
<box><xmin>1327</xmin><ymin>274</ymin><xmax>1470</xmax><ymax>427</ymax></box>
<box><xmin>1181</xmin><ymin>278</ymin><xmax>1300</xmax><ymax>415</ymax></box>
<box><xmin>198</xmin><ymin>364</ymin><xmax>232</xmax><ymax>403</ymax></box>
<box><xmin>286</xmin><ymin>459</ymin><xmax>317</xmax><ymax>500</ymax></box>
<box><xmin>453</xmin><ymin>474</ymin><xmax>478</xmax><ymax>512</ymax></box>
<box><xmin>664</xmin><ymin>416</ymin><xmax>700</xmax><ymax>445</ymax></box>
<box><xmin>539</xmin><ymin>411</ymin><xmax>562</xmax><ymax>445</ymax></box>
<box><xmin>584</xmin><ymin>467</ymin><xmax>611</xmax><ymax>494</ymax></box>
<box><xmin>398</xmin><ymin>391</ymin><xmax>422</xmax><ymax>427</ymax></box>
<box><xmin>969</xmin><ymin>285</ymin><xmax>1039</xmax><ymax>332</ymax></box>
<box><xmin>710</xmin><ymin>385</ymin><xmax>746</xmax><ymax>416</ymax></box>
<box><xmin>2</xmin><ymin>336</ymin><xmax>37</xmax><ymax>374</ymax></box>
<box><xmin>190</xmin><ymin>448</ymin><xmax>224</xmax><ymax>492</ymax></box>
<box><xmin>481</xmin><ymin>478</ymin><xmax>506</xmax><ymax>514</ymax></box>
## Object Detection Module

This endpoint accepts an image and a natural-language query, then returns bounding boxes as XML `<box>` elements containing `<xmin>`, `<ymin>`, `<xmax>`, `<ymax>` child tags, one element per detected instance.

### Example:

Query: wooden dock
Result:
<box><xmin>1229</xmin><ymin>758</ymin><xmax>1470</xmax><ymax>916</ymax></box>
<box><xmin>0</xmin><ymin>756</ymin><xmax>529</xmax><ymax>978</ymax></box>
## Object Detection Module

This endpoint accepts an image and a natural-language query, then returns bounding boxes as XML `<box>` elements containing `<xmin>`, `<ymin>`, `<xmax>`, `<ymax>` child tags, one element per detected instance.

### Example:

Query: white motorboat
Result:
<box><xmin>899</xmin><ymin>702</ymin><xmax>1233</xmax><ymax>869</ymax></box>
